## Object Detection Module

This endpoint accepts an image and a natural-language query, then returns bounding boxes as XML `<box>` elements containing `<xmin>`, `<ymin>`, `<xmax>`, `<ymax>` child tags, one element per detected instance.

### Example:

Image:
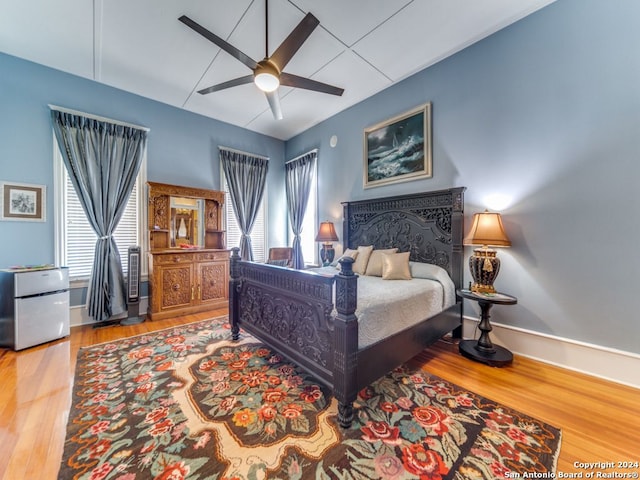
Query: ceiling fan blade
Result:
<box><xmin>179</xmin><ymin>15</ymin><xmax>258</xmax><ymax>70</ymax></box>
<box><xmin>198</xmin><ymin>75</ymin><xmax>254</xmax><ymax>95</ymax></box>
<box><xmin>265</xmin><ymin>91</ymin><xmax>283</xmax><ymax>120</ymax></box>
<box><xmin>280</xmin><ymin>72</ymin><xmax>344</xmax><ymax>96</ymax></box>
<box><xmin>269</xmin><ymin>13</ymin><xmax>320</xmax><ymax>71</ymax></box>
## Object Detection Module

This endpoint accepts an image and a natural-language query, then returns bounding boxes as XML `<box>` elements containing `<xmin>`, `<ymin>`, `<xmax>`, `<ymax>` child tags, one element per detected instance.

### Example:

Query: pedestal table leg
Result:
<box><xmin>475</xmin><ymin>301</ymin><xmax>496</xmax><ymax>353</ymax></box>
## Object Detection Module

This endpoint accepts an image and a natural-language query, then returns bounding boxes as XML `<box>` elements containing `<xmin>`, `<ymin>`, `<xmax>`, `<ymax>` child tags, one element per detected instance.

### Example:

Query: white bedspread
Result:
<box><xmin>312</xmin><ymin>262</ymin><xmax>456</xmax><ymax>348</ymax></box>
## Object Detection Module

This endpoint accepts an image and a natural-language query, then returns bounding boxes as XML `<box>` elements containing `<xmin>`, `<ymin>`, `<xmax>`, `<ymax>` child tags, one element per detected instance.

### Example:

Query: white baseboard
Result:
<box><xmin>463</xmin><ymin>316</ymin><xmax>640</xmax><ymax>390</ymax></box>
<box><xmin>70</xmin><ymin>296</ymin><xmax>148</xmax><ymax>327</ymax></box>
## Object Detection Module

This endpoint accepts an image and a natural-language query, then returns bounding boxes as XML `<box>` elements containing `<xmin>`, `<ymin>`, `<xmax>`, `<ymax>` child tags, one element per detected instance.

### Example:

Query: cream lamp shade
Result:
<box><xmin>464</xmin><ymin>210</ymin><xmax>511</xmax><ymax>293</ymax></box>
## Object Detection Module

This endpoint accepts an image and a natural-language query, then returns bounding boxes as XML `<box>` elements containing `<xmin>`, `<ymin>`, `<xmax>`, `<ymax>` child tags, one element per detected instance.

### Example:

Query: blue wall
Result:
<box><xmin>286</xmin><ymin>0</ymin><xmax>640</xmax><ymax>353</ymax></box>
<box><xmin>0</xmin><ymin>52</ymin><xmax>287</xmax><ymax>272</ymax></box>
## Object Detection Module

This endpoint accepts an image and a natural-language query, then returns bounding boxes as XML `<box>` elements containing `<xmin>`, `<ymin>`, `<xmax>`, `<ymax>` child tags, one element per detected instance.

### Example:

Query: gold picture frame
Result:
<box><xmin>363</xmin><ymin>102</ymin><xmax>432</xmax><ymax>188</ymax></box>
<box><xmin>0</xmin><ymin>181</ymin><xmax>46</xmax><ymax>222</ymax></box>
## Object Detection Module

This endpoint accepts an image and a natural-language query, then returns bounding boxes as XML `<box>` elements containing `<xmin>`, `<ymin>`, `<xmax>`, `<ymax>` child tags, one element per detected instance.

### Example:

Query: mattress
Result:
<box><xmin>312</xmin><ymin>262</ymin><xmax>456</xmax><ymax>348</ymax></box>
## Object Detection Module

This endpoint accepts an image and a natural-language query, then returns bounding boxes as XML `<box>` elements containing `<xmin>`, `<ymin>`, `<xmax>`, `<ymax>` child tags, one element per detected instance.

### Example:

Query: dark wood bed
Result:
<box><xmin>229</xmin><ymin>187</ymin><xmax>465</xmax><ymax>428</ymax></box>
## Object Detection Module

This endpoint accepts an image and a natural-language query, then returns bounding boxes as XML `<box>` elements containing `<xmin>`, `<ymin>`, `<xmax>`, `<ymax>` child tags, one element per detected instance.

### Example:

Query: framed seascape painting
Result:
<box><xmin>363</xmin><ymin>102</ymin><xmax>432</xmax><ymax>188</ymax></box>
<box><xmin>0</xmin><ymin>181</ymin><xmax>46</xmax><ymax>222</ymax></box>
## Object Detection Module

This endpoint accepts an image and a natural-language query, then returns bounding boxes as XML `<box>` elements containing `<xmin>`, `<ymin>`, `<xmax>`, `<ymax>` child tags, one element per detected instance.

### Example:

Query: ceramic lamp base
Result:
<box><xmin>320</xmin><ymin>243</ymin><xmax>335</xmax><ymax>266</ymax></box>
<box><xmin>469</xmin><ymin>247</ymin><xmax>500</xmax><ymax>294</ymax></box>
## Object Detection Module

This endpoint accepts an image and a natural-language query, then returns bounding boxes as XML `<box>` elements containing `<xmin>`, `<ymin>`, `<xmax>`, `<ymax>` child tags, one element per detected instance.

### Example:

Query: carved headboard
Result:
<box><xmin>341</xmin><ymin>187</ymin><xmax>466</xmax><ymax>289</ymax></box>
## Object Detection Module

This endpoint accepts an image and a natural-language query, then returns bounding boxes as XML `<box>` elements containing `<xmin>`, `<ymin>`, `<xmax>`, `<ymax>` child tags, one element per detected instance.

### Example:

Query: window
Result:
<box><xmin>222</xmin><ymin>171</ymin><xmax>267</xmax><ymax>263</ymax></box>
<box><xmin>285</xmin><ymin>153</ymin><xmax>318</xmax><ymax>266</ymax></box>
<box><xmin>296</xmin><ymin>163</ymin><xmax>317</xmax><ymax>265</ymax></box>
<box><xmin>53</xmin><ymin>136</ymin><xmax>147</xmax><ymax>282</ymax></box>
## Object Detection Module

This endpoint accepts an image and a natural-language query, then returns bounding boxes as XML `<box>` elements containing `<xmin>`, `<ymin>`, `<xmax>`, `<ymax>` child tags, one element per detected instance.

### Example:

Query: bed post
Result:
<box><xmin>333</xmin><ymin>256</ymin><xmax>358</xmax><ymax>428</ymax></box>
<box><xmin>229</xmin><ymin>247</ymin><xmax>241</xmax><ymax>341</ymax></box>
<box><xmin>450</xmin><ymin>187</ymin><xmax>466</xmax><ymax>339</ymax></box>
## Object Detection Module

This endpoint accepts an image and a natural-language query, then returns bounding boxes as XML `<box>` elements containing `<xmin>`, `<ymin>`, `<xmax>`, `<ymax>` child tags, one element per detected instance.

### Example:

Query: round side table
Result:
<box><xmin>457</xmin><ymin>289</ymin><xmax>517</xmax><ymax>367</ymax></box>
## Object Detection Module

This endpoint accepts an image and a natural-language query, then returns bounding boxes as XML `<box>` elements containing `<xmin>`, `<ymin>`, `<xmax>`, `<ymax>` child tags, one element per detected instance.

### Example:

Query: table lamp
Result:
<box><xmin>463</xmin><ymin>210</ymin><xmax>511</xmax><ymax>293</ymax></box>
<box><xmin>315</xmin><ymin>221</ymin><xmax>339</xmax><ymax>266</ymax></box>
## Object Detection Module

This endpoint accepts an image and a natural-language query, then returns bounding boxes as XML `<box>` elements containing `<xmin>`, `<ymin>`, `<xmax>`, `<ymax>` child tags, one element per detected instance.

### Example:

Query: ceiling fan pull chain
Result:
<box><xmin>265</xmin><ymin>0</ymin><xmax>269</xmax><ymax>58</ymax></box>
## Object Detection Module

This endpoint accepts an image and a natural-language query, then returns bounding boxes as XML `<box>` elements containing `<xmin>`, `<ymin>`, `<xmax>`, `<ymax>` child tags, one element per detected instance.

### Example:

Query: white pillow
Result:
<box><xmin>333</xmin><ymin>248</ymin><xmax>358</xmax><ymax>269</ymax></box>
<box><xmin>364</xmin><ymin>248</ymin><xmax>398</xmax><ymax>276</ymax></box>
<box><xmin>382</xmin><ymin>252</ymin><xmax>412</xmax><ymax>280</ymax></box>
<box><xmin>353</xmin><ymin>245</ymin><xmax>374</xmax><ymax>274</ymax></box>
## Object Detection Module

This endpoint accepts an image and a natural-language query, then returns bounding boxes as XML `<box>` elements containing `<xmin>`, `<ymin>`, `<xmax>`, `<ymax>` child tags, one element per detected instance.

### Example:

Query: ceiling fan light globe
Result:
<box><xmin>254</xmin><ymin>72</ymin><xmax>280</xmax><ymax>92</ymax></box>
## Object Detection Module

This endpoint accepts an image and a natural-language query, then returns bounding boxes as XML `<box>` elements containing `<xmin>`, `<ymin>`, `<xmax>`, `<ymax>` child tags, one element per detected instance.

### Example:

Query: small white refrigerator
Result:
<box><xmin>0</xmin><ymin>267</ymin><xmax>70</xmax><ymax>350</ymax></box>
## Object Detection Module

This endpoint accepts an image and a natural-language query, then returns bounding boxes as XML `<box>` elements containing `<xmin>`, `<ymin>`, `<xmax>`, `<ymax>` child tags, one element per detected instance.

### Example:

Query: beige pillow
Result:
<box><xmin>333</xmin><ymin>248</ymin><xmax>358</xmax><ymax>269</ymax></box>
<box><xmin>353</xmin><ymin>245</ymin><xmax>374</xmax><ymax>274</ymax></box>
<box><xmin>382</xmin><ymin>252</ymin><xmax>412</xmax><ymax>280</ymax></box>
<box><xmin>364</xmin><ymin>248</ymin><xmax>398</xmax><ymax>276</ymax></box>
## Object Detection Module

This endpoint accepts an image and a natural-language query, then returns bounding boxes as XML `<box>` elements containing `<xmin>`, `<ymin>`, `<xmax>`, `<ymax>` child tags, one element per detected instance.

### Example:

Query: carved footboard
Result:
<box><xmin>229</xmin><ymin>248</ymin><xmax>359</xmax><ymax>427</ymax></box>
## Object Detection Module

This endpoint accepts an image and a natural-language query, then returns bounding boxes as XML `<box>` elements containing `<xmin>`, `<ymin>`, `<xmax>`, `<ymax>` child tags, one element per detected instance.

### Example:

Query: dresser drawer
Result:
<box><xmin>196</xmin><ymin>251</ymin><xmax>230</xmax><ymax>262</ymax></box>
<box><xmin>153</xmin><ymin>253</ymin><xmax>196</xmax><ymax>265</ymax></box>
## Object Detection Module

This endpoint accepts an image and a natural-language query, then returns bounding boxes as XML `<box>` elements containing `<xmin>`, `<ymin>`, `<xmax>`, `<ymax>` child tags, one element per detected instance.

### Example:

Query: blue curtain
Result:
<box><xmin>51</xmin><ymin>110</ymin><xmax>147</xmax><ymax>322</ymax></box>
<box><xmin>285</xmin><ymin>150</ymin><xmax>317</xmax><ymax>269</ymax></box>
<box><xmin>220</xmin><ymin>148</ymin><xmax>269</xmax><ymax>261</ymax></box>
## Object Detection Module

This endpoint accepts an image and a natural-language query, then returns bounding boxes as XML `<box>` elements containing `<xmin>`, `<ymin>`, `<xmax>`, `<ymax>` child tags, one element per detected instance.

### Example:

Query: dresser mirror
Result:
<box><xmin>170</xmin><ymin>196</ymin><xmax>204</xmax><ymax>247</ymax></box>
<box><xmin>147</xmin><ymin>181</ymin><xmax>226</xmax><ymax>251</ymax></box>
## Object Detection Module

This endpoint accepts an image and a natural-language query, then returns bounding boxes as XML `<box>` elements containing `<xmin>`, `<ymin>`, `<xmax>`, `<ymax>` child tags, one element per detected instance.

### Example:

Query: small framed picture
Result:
<box><xmin>364</xmin><ymin>102</ymin><xmax>432</xmax><ymax>188</ymax></box>
<box><xmin>1</xmin><ymin>181</ymin><xmax>46</xmax><ymax>222</ymax></box>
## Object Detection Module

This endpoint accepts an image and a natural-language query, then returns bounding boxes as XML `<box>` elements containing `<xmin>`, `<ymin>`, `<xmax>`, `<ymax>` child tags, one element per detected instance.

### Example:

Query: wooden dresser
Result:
<box><xmin>147</xmin><ymin>182</ymin><xmax>229</xmax><ymax>321</ymax></box>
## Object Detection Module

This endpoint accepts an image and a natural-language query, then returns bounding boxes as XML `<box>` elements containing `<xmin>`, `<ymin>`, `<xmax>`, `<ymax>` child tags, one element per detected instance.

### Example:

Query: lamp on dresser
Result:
<box><xmin>463</xmin><ymin>210</ymin><xmax>511</xmax><ymax>294</ymax></box>
<box><xmin>315</xmin><ymin>221</ymin><xmax>339</xmax><ymax>266</ymax></box>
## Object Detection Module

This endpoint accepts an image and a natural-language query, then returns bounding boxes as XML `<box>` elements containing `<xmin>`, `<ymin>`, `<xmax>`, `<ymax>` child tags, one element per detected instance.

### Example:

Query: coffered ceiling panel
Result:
<box><xmin>0</xmin><ymin>0</ymin><xmax>94</xmax><ymax>78</ymax></box>
<box><xmin>353</xmin><ymin>0</ymin><xmax>557</xmax><ymax>82</ymax></box>
<box><xmin>99</xmin><ymin>0</ymin><xmax>254</xmax><ymax>106</ymax></box>
<box><xmin>291</xmin><ymin>0</ymin><xmax>413</xmax><ymax>48</ymax></box>
<box><xmin>0</xmin><ymin>0</ymin><xmax>556</xmax><ymax>140</ymax></box>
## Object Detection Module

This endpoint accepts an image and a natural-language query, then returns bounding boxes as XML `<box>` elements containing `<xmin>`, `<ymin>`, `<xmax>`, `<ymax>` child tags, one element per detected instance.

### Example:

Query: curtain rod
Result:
<box><xmin>286</xmin><ymin>148</ymin><xmax>318</xmax><ymax>164</ymax></box>
<box><xmin>219</xmin><ymin>145</ymin><xmax>269</xmax><ymax>161</ymax></box>
<box><xmin>48</xmin><ymin>104</ymin><xmax>150</xmax><ymax>132</ymax></box>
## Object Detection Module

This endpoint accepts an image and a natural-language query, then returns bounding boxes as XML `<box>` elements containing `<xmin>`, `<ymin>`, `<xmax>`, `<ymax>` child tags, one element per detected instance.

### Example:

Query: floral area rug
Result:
<box><xmin>59</xmin><ymin>317</ymin><xmax>561</xmax><ymax>479</ymax></box>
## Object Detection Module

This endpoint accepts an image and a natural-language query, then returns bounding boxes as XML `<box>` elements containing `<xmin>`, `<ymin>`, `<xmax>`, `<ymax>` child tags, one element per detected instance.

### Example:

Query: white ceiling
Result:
<box><xmin>0</xmin><ymin>0</ymin><xmax>555</xmax><ymax>140</ymax></box>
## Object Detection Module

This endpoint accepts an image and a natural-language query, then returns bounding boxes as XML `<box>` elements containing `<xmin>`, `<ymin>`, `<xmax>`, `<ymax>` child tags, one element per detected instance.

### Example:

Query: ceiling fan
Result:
<box><xmin>179</xmin><ymin>1</ymin><xmax>344</xmax><ymax>120</ymax></box>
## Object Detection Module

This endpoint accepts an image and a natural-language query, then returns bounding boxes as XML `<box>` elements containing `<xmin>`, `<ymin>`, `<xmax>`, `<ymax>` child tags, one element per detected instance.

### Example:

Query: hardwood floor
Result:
<box><xmin>414</xmin><ymin>343</ymin><xmax>640</xmax><ymax>473</ymax></box>
<box><xmin>0</xmin><ymin>309</ymin><xmax>638</xmax><ymax>479</ymax></box>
